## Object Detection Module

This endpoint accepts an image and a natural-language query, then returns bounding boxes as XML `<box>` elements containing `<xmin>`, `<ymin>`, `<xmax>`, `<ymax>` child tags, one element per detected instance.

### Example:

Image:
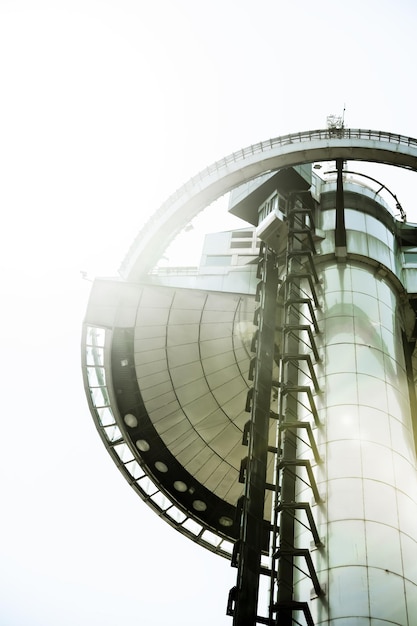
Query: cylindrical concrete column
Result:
<box><xmin>295</xmin><ymin>192</ymin><xmax>417</xmax><ymax>625</ymax></box>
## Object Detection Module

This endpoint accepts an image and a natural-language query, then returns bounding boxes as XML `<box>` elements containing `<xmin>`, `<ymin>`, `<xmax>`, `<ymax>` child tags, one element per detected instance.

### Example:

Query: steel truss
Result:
<box><xmin>228</xmin><ymin>196</ymin><xmax>323</xmax><ymax>625</ymax></box>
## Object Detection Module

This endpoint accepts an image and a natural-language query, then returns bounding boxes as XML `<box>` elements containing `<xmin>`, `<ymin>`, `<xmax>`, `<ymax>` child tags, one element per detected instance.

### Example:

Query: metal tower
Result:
<box><xmin>83</xmin><ymin>129</ymin><xmax>417</xmax><ymax>625</ymax></box>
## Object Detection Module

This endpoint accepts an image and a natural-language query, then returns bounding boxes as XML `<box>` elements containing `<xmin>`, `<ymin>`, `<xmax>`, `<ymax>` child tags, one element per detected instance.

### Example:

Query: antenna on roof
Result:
<box><xmin>327</xmin><ymin>105</ymin><xmax>346</xmax><ymax>137</ymax></box>
<box><xmin>327</xmin><ymin>111</ymin><xmax>344</xmax><ymax>131</ymax></box>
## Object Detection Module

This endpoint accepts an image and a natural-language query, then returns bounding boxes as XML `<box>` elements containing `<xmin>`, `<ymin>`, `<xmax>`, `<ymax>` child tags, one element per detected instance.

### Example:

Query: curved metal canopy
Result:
<box><xmin>120</xmin><ymin>128</ymin><xmax>417</xmax><ymax>280</ymax></box>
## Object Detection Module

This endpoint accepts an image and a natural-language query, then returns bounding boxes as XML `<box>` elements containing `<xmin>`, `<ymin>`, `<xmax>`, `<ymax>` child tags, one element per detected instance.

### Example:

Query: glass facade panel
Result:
<box><xmin>328</xmin><ymin>520</ymin><xmax>366</xmax><ymax>568</ymax></box>
<box><xmin>397</xmin><ymin>491</ymin><xmax>417</xmax><ymax>539</ymax></box>
<box><xmin>379</xmin><ymin>326</ymin><xmax>396</xmax><ymax>357</ymax></box>
<box><xmin>86</xmin><ymin>344</ymin><xmax>104</xmax><ymax>366</ymax></box>
<box><xmin>319</xmin><ymin>229</ymin><xmax>335</xmax><ymax>255</ymax></box>
<box><xmin>324</xmin><ymin>315</ymin><xmax>355</xmax><ymax>345</ymax></box>
<box><xmin>87</xmin><ymin>365</ymin><xmax>106</xmax><ymax>387</ymax></box>
<box><xmin>387</xmin><ymin>385</ymin><xmax>411</xmax><ymax>422</ymax></box>
<box><xmin>327</xmin><ymin>440</ymin><xmax>362</xmax><ymax>478</ymax></box>
<box><xmin>368</xmin><ymin>236</ymin><xmax>392</xmax><ymax>269</ymax></box>
<box><xmin>357</xmin><ymin>374</ymin><xmax>388</xmax><ymax>412</ymax></box>
<box><xmin>368</xmin><ymin>568</ymin><xmax>407</xmax><ymax>624</ymax></box>
<box><xmin>355</xmin><ymin>344</ymin><xmax>384</xmax><ymax>376</ymax></box>
<box><xmin>324</xmin><ymin>265</ymin><xmax>352</xmax><ymax>293</ymax></box>
<box><xmin>324</xmin><ymin>291</ymin><xmax>353</xmax><ymax>317</ymax></box>
<box><xmin>393</xmin><ymin>454</ymin><xmax>417</xmax><ymax>496</ymax></box>
<box><xmin>347</xmin><ymin>230</ymin><xmax>369</xmax><ymax>257</ymax></box>
<box><xmin>326</xmin><ymin>343</ymin><xmax>356</xmax><ymax>374</ymax></box>
<box><xmin>86</xmin><ymin>326</ymin><xmax>105</xmax><ymax>347</ymax></box>
<box><xmin>345</xmin><ymin>208</ymin><xmax>366</xmax><ymax>232</ymax></box>
<box><xmin>361</xmin><ymin>441</ymin><xmax>394</xmax><ymax>484</ymax></box>
<box><xmin>359</xmin><ymin>406</ymin><xmax>391</xmax><ymax>448</ymax></box>
<box><xmin>378</xmin><ymin>300</ymin><xmax>396</xmax><ymax>332</ymax></box>
<box><xmin>405</xmin><ymin>580</ymin><xmax>417</xmax><ymax>624</ymax></box>
<box><xmin>351</xmin><ymin>292</ymin><xmax>380</xmax><ymax>322</ymax></box>
<box><xmin>363</xmin><ymin>480</ymin><xmax>398</xmax><ymax>527</ymax></box>
<box><xmin>365</xmin><ymin>522</ymin><xmax>402</xmax><ymax>572</ymax></box>
<box><xmin>113</xmin><ymin>442</ymin><xmax>135</xmax><ymax>463</ymax></box>
<box><xmin>320</xmin><ymin>209</ymin><xmax>335</xmax><ymax>231</ymax></box>
<box><xmin>90</xmin><ymin>386</ymin><xmax>109</xmax><ymax>407</ymax></box>
<box><xmin>390</xmin><ymin>417</ymin><xmax>415</xmax><ymax>461</ymax></box>
<box><xmin>400</xmin><ymin>534</ymin><xmax>417</xmax><ymax>582</ymax></box>
<box><xmin>365</xmin><ymin>214</ymin><xmax>390</xmax><ymax>245</ymax></box>
<box><xmin>104</xmin><ymin>424</ymin><xmax>122</xmax><ymax>443</ymax></box>
<box><xmin>326</xmin><ymin>373</ymin><xmax>359</xmax><ymax>405</ymax></box>
<box><xmin>327</xmin><ymin>566</ymin><xmax>370</xmax><ymax>618</ymax></box>
<box><xmin>351</xmin><ymin>266</ymin><xmax>378</xmax><ymax>297</ymax></box>
<box><xmin>326</xmin><ymin>406</ymin><xmax>360</xmax><ymax>442</ymax></box>
<box><xmin>97</xmin><ymin>406</ymin><xmax>115</xmax><ymax>427</ymax></box>
<box><xmin>327</xmin><ymin>478</ymin><xmax>364</xmax><ymax>520</ymax></box>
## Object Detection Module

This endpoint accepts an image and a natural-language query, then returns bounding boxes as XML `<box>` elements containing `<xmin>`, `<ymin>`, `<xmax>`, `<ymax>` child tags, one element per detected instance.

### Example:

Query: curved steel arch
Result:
<box><xmin>121</xmin><ymin>128</ymin><xmax>417</xmax><ymax>280</ymax></box>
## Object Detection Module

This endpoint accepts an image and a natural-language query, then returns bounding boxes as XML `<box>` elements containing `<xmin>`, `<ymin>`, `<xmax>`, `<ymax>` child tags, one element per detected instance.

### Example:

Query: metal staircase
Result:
<box><xmin>228</xmin><ymin>195</ymin><xmax>323</xmax><ymax>625</ymax></box>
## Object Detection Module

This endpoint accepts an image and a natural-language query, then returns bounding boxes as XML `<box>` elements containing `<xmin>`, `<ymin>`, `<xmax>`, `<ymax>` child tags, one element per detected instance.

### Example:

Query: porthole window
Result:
<box><xmin>124</xmin><ymin>413</ymin><xmax>138</xmax><ymax>428</ymax></box>
<box><xmin>136</xmin><ymin>439</ymin><xmax>150</xmax><ymax>452</ymax></box>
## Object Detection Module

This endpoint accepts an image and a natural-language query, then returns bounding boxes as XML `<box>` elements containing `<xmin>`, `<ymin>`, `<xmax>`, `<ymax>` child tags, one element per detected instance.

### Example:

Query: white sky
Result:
<box><xmin>2</xmin><ymin>1</ymin><xmax>417</xmax><ymax>624</ymax></box>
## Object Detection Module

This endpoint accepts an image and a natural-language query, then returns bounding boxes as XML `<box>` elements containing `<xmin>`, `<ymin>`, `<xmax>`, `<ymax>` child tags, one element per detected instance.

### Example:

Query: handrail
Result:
<box><xmin>120</xmin><ymin>128</ymin><xmax>417</xmax><ymax>279</ymax></box>
<box><xmin>158</xmin><ymin>128</ymin><xmax>417</xmax><ymax>208</ymax></box>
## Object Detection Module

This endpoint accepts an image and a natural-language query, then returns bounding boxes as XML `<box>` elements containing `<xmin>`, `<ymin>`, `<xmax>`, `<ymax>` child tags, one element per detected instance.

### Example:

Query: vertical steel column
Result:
<box><xmin>276</xmin><ymin>206</ymin><xmax>302</xmax><ymax>625</ymax></box>
<box><xmin>272</xmin><ymin>199</ymin><xmax>322</xmax><ymax>624</ymax></box>
<box><xmin>233</xmin><ymin>245</ymin><xmax>278</xmax><ymax>626</ymax></box>
<box><xmin>335</xmin><ymin>158</ymin><xmax>346</xmax><ymax>257</ymax></box>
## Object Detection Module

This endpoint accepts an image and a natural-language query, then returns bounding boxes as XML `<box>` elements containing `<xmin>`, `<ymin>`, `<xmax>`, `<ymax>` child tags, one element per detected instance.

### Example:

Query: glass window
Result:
<box><xmin>231</xmin><ymin>230</ymin><xmax>253</xmax><ymax>238</ymax></box>
<box><xmin>90</xmin><ymin>386</ymin><xmax>110</xmax><ymax>407</ymax></box>
<box><xmin>86</xmin><ymin>345</ymin><xmax>104</xmax><ymax>366</ymax></box>
<box><xmin>230</xmin><ymin>241</ymin><xmax>253</xmax><ymax>248</ymax></box>
<box><xmin>87</xmin><ymin>365</ymin><xmax>106</xmax><ymax>387</ymax></box>
<box><xmin>404</xmin><ymin>252</ymin><xmax>417</xmax><ymax>264</ymax></box>
<box><xmin>166</xmin><ymin>506</ymin><xmax>187</xmax><ymax>523</ymax></box>
<box><xmin>86</xmin><ymin>326</ymin><xmax>105</xmax><ymax>347</ymax></box>
<box><xmin>97</xmin><ymin>406</ymin><xmax>115</xmax><ymax>427</ymax></box>
<box><xmin>104</xmin><ymin>424</ymin><xmax>122</xmax><ymax>443</ymax></box>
